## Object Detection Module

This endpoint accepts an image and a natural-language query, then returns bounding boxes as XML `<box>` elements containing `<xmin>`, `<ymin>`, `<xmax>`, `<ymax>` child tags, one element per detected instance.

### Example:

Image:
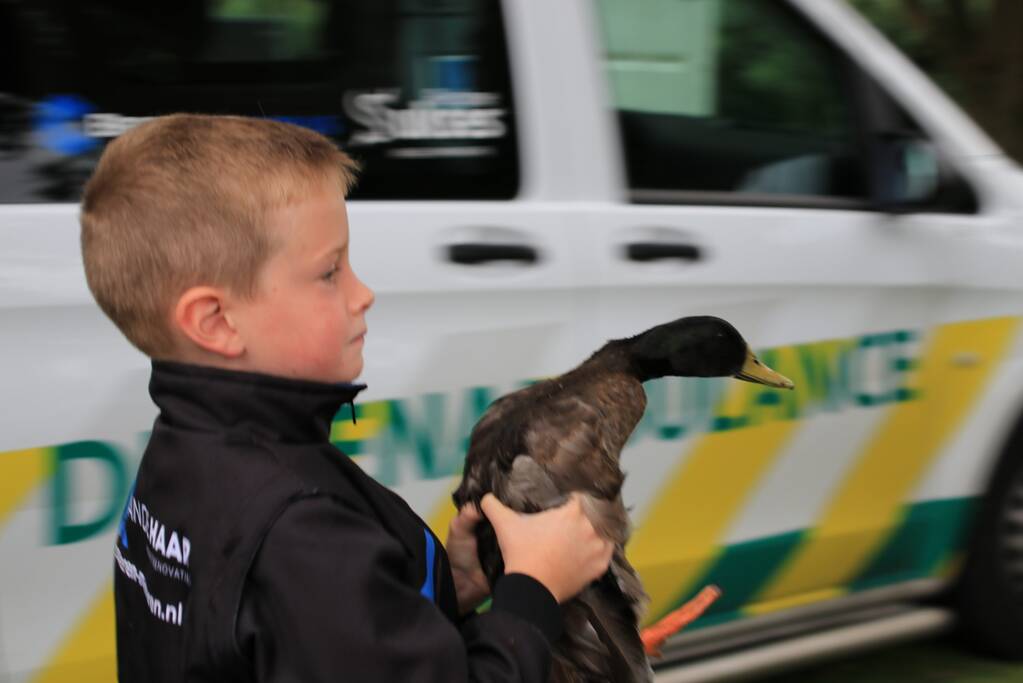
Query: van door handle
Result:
<box><xmin>624</xmin><ymin>242</ymin><xmax>703</xmax><ymax>262</ymax></box>
<box><xmin>446</xmin><ymin>243</ymin><xmax>540</xmax><ymax>265</ymax></box>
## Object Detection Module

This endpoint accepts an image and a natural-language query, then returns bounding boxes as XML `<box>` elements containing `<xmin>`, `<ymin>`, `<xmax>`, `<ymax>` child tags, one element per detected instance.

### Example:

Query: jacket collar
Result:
<box><xmin>149</xmin><ymin>361</ymin><xmax>366</xmax><ymax>444</ymax></box>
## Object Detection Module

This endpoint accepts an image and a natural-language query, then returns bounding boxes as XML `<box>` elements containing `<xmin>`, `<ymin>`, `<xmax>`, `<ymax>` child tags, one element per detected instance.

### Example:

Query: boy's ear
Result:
<box><xmin>173</xmin><ymin>286</ymin><xmax>245</xmax><ymax>358</ymax></box>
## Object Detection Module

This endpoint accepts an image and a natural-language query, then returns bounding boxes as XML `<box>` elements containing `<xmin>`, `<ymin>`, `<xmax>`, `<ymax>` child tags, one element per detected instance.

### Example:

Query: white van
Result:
<box><xmin>2</xmin><ymin>0</ymin><xmax>1022</xmax><ymax>680</ymax></box>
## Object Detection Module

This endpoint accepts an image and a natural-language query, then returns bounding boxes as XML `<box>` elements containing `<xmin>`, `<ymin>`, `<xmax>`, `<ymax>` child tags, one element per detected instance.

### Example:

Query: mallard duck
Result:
<box><xmin>453</xmin><ymin>315</ymin><xmax>794</xmax><ymax>683</ymax></box>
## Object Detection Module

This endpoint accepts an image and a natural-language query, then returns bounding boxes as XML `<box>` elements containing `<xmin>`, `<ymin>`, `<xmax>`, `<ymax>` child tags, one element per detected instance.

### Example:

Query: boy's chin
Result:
<box><xmin>336</xmin><ymin>367</ymin><xmax>363</xmax><ymax>384</ymax></box>
<box><xmin>327</xmin><ymin>358</ymin><xmax>363</xmax><ymax>384</ymax></box>
<box><xmin>237</xmin><ymin>359</ymin><xmax>362</xmax><ymax>384</ymax></box>
<box><xmin>293</xmin><ymin>367</ymin><xmax>362</xmax><ymax>384</ymax></box>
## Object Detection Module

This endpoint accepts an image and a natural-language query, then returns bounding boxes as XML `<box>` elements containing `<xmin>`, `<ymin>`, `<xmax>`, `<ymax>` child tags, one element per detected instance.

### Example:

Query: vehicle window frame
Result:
<box><xmin>599</xmin><ymin>0</ymin><xmax>887</xmax><ymax>212</ymax></box>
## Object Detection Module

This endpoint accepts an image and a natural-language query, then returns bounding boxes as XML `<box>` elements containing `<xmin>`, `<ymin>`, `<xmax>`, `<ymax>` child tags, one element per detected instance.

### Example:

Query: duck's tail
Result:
<box><xmin>640</xmin><ymin>585</ymin><xmax>722</xmax><ymax>658</ymax></box>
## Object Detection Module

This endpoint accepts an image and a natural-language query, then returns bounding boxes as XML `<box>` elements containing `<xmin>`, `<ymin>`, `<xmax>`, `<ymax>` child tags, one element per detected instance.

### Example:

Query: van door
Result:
<box><xmin>586</xmin><ymin>0</ymin><xmax>967</xmax><ymax>626</ymax></box>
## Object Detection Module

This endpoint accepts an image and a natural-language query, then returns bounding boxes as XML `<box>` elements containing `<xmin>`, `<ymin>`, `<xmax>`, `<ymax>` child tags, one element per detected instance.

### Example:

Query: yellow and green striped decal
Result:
<box><xmin>664</xmin><ymin>495</ymin><xmax>977</xmax><ymax>630</ymax></box>
<box><xmin>623</xmin><ymin>339</ymin><xmax>863</xmax><ymax>623</ymax></box>
<box><xmin>0</xmin><ymin>447</ymin><xmax>51</xmax><ymax>532</ymax></box>
<box><xmin>626</xmin><ymin>371</ymin><xmax>802</xmax><ymax>625</ymax></box>
<box><xmin>426</xmin><ymin>477</ymin><xmax>461</xmax><ymax>545</ymax></box>
<box><xmin>30</xmin><ymin>587</ymin><xmax>116</xmax><ymax>683</ymax></box>
<box><xmin>330</xmin><ymin>401</ymin><xmax>390</xmax><ymax>453</ymax></box>
<box><xmin>748</xmin><ymin>317</ymin><xmax>1020</xmax><ymax>615</ymax></box>
<box><xmin>0</xmin><ymin>446</ymin><xmax>119</xmax><ymax>681</ymax></box>
<box><xmin>3</xmin><ymin>317</ymin><xmax>1020</xmax><ymax>679</ymax></box>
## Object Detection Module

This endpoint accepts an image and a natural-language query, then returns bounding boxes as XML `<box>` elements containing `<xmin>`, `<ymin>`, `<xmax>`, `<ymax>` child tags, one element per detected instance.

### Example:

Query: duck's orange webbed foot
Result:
<box><xmin>640</xmin><ymin>585</ymin><xmax>722</xmax><ymax>658</ymax></box>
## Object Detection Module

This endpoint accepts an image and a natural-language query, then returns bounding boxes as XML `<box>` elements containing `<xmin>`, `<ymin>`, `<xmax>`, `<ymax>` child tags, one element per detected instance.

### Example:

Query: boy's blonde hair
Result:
<box><xmin>80</xmin><ymin>114</ymin><xmax>359</xmax><ymax>358</ymax></box>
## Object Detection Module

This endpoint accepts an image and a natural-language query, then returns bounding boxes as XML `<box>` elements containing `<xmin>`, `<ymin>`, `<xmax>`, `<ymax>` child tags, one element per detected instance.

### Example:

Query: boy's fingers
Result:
<box><xmin>452</xmin><ymin>503</ymin><xmax>482</xmax><ymax>531</ymax></box>
<box><xmin>480</xmin><ymin>493</ymin><xmax>512</xmax><ymax>523</ymax></box>
<box><xmin>481</xmin><ymin>491</ymin><xmax>591</xmax><ymax>527</ymax></box>
<box><xmin>460</xmin><ymin>504</ymin><xmax>482</xmax><ymax>523</ymax></box>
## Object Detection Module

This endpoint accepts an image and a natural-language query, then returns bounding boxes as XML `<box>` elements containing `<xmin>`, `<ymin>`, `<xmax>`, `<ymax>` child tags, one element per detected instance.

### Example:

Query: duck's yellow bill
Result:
<box><xmin>735</xmin><ymin>347</ymin><xmax>794</xmax><ymax>389</ymax></box>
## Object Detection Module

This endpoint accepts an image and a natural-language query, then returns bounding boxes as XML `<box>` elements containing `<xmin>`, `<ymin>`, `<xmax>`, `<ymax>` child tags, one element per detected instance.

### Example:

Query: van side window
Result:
<box><xmin>595</xmin><ymin>0</ymin><xmax>868</xmax><ymax>204</ymax></box>
<box><xmin>0</xmin><ymin>0</ymin><xmax>517</xmax><ymax>203</ymax></box>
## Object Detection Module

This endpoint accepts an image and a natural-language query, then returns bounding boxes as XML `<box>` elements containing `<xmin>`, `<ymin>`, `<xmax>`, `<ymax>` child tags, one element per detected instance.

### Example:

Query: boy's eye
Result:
<box><xmin>322</xmin><ymin>265</ymin><xmax>339</xmax><ymax>281</ymax></box>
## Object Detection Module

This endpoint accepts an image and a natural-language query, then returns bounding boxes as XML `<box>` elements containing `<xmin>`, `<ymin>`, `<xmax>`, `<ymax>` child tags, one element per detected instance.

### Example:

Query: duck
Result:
<box><xmin>452</xmin><ymin>315</ymin><xmax>794</xmax><ymax>683</ymax></box>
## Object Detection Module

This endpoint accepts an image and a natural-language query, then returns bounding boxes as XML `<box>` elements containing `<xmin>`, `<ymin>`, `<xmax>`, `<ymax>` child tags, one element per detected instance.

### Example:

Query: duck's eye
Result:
<box><xmin>754</xmin><ymin>359</ymin><xmax>761</xmax><ymax>365</ymax></box>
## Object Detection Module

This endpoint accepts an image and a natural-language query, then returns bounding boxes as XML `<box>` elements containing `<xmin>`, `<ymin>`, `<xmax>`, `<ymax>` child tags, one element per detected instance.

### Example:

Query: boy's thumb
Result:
<box><xmin>480</xmin><ymin>493</ymin><xmax>513</xmax><ymax>524</ymax></box>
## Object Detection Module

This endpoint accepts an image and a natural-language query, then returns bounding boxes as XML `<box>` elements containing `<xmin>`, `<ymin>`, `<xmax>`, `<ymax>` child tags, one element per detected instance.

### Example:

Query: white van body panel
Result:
<box><xmin>501</xmin><ymin>0</ymin><xmax>625</xmax><ymax>201</ymax></box>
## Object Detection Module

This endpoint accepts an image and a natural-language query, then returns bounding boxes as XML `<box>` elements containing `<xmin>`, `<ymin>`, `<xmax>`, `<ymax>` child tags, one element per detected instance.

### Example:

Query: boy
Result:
<box><xmin>82</xmin><ymin>114</ymin><xmax>613</xmax><ymax>681</ymax></box>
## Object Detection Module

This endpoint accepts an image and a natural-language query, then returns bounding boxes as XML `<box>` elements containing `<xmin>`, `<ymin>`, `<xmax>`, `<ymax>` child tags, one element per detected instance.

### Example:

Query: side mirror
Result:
<box><xmin>897</xmin><ymin>138</ymin><xmax>941</xmax><ymax>203</ymax></box>
<box><xmin>871</xmin><ymin>134</ymin><xmax>976</xmax><ymax>213</ymax></box>
<box><xmin>871</xmin><ymin>134</ymin><xmax>937</xmax><ymax>208</ymax></box>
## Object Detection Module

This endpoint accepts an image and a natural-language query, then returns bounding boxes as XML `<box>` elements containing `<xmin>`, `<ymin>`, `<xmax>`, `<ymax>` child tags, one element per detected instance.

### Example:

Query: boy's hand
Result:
<box><xmin>446</xmin><ymin>504</ymin><xmax>491</xmax><ymax>615</ymax></box>
<box><xmin>481</xmin><ymin>492</ymin><xmax>613</xmax><ymax>603</ymax></box>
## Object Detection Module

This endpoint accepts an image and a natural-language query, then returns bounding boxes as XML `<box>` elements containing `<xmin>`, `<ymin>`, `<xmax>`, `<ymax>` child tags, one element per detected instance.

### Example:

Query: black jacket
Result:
<box><xmin>114</xmin><ymin>361</ymin><xmax>562</xmax><ymax>682</ymax></box>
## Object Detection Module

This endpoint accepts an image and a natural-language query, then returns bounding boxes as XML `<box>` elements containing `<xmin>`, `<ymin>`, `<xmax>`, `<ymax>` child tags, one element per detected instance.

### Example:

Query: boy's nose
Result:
<box><xmin>352</xmin><ymin>272</ymin><xmax>374</xmax><ymax>312</ymax></box>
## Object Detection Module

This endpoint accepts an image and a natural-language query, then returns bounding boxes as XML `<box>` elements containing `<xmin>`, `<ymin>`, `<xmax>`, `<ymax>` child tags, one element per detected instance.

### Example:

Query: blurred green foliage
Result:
<box><xmin>719</xmin><ymin>1</ymin><xmax>850</xmax><ymax>135</ymax></box>
<box><xmin>849</xmin><ymin>0</ymin><xmax>1023</xmax><ymax>162</ymax></box>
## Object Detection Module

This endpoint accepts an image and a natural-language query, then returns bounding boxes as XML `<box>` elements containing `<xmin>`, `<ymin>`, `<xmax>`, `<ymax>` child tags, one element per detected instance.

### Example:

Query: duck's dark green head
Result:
<box><xmin>626</xmin><ymin>316</ymin><xmax>794</xmax><ymax>389</ymax></box>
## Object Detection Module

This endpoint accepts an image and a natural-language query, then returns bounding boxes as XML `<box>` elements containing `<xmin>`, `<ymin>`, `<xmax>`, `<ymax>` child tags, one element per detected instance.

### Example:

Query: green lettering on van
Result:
<box><xmin>710</xmin><ymin>408</ymin><xmax>748</xmax><ymax>433</ymax></box>
<box><xmin>333</xmin><ymin>331</ymin><xmax>922</xmax><ymax>484</ymax></box>
<box><xmin>458</xmin><ymin>386</ymin><xmax>496</xmax><ymax>455</ymax></box>
<box><xmin>51</xmin><ymin>441</ymin><xmax>129</xmax><ymax>545</ymax></box>
<box><xmin>795</xmin><ymin>339</ymin><xmax>854</xmax><ymax>413</ymax></box>
<box><xmin>372</xmin><ymin>387</ymin><xmax>495</xmax><ymax>485</ymax></box>
<box><xmin>854</xmin><ymin>333</ymin><xmax>888</xmax><ymax>406</ymax></box>
<box><xmin>385</xmin><ymin>395</ymin><xmax>446</xmax><ymax>480</ymax></box>
<box><xmin>891</xmin><ymin>330</ymin><xmax>919</xmax><ymax>402</ymax></box>
<box><xmin>631</xmin><ymin>379</ymin><xmax>682</xmax><ymax>443</ymax></box>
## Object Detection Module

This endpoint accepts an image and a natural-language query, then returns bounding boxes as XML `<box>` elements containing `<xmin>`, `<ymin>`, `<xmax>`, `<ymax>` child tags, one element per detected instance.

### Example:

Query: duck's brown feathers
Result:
<box><xmin>454</xmin><ymin>343</ymin><xmax>645</xmax><ymax>508</ymax></box>
<box><xmin>453</xmin><ymin>342</ymin><xmax>654</xmax><ymax>683</ymax></box>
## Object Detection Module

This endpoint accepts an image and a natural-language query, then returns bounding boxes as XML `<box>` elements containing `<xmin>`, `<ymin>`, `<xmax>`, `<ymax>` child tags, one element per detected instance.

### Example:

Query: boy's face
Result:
<box><xmin>233</xmin><ymin>180</ymin><xmax>374</xmax><ymax>383</ymax></box>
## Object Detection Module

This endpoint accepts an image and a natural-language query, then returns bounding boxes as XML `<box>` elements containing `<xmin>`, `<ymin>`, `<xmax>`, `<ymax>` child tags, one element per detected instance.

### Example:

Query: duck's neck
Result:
<box><xmin>618</xmin><ymin>330</ymin><xmax>677</xmax><ymax>383</ymax></box>
<box><xmin>584</xmin><ymin>337</ymin><xmax>664</xmax><ymax>383</ymax></box>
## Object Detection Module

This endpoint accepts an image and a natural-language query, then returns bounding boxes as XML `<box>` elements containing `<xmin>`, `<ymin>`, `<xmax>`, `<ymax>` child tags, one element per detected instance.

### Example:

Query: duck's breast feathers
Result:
<box><xmin>524</xmin><ymin>374</ymin><xmax>645</xmax><ymax>497</ymax></box>
<box><xmin>457</xmin><ymin>371</ymin><xmax>646</xmax><ymax>503</ymax></box>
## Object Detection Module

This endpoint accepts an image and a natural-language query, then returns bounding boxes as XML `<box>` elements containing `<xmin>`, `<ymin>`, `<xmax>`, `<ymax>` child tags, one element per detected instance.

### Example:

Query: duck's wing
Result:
<box><xmin>455</xmin><ymin>372</ymin><xmax>646</xmax><ymax>504</ymax></box>
<box><xmin>453</xmin><ymin>382</ymin><xmax>547</xmax><ymax>506</ymax></box>
<box><xmin>523</xmin><ymin>374</ymin><xmax>646</xmax><ymax>500</ymax></box>
<box><xmin>554</xmin><ymin>574</ymin><xmax>653</xmax><ymax>683</ymax></box>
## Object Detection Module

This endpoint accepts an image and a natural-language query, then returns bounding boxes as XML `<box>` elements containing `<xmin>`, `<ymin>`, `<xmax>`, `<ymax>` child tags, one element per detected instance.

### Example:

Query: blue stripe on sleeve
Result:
<box><xmin>420</xmin><ymin>528</ymin><xmax>436</xmax><ymax>602</ymax></box>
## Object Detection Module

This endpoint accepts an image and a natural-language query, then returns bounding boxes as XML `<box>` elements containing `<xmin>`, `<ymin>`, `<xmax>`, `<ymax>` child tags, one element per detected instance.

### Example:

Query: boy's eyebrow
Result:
<box><xmin>317</xmin><ymin>242</ymin><xmax>348</xmax><ymax>260</ymax></box>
